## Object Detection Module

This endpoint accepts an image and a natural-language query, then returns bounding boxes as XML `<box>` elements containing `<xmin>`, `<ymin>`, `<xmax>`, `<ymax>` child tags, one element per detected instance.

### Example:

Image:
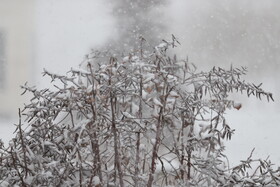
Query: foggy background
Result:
<box><xmin>0</xmin><ymin>0</ymin><xmax>279</xmax><ymax>167</ymax></box>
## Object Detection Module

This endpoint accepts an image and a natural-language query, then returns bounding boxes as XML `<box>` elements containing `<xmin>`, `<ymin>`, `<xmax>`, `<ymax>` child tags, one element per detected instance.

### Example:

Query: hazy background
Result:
<box><xmin>0</xmin><ymin>0</ymin><xmax>279</xmax><ymax>167</ymax></box>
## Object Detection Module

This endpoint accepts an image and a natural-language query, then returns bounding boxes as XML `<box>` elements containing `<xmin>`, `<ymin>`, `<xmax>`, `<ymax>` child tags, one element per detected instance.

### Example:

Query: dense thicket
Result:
<box><xmin>0</xmin><ymin>38</ymin><xmax>278</xmax><ymax>187</ymax></box>
<box><xmin>107</xmin><ymin>0</ymin><xmax>166</xmax><ymax>52</ymax></box>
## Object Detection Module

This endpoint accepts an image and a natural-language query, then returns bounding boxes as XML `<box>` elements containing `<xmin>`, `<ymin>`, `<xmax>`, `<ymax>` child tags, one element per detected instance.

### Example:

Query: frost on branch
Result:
<box><xmin>0</xmin><ymin>37</ymin><xmax>278</xmax><ymax>186</ymax></box>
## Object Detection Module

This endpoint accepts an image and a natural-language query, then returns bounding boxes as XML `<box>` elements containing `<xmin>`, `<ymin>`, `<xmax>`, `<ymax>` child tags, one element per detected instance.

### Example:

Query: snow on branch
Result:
<box><xmin>0</xmin><ymin>37</ymin><xmax>277</xmax><ymax>187</ymax></box>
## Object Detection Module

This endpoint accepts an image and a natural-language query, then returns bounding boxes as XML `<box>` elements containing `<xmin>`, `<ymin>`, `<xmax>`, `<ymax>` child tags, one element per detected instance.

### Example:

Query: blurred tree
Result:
<box><xmin>108</xmin><ymin>0</ymin><xmax>167</xmax><ymax>52</ymax></box>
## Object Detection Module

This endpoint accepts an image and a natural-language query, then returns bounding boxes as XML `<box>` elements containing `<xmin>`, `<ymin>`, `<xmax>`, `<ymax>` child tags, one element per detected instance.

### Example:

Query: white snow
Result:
<box><xmin>122</xmin><ymin>111</ymin><xmax>134</xmax><ymax>119</ymax></box>
<box><xmin>153</xmin><ymin>98</ymin><xmax>163</xmax><ymax>107</ymax></box>
<box><xmin>169</xmin><ymin>90</ymin><xmax>179</xmax><ymax>98</ymax></box>
<box><xmin>92</xmin><ymin>176</ymin><xmax>100</xmax><ymax>185</ymax></box>
<box><xmin>139</xmin><ymin>143</ymin><xmax>146</xmax><ymax>151</ymax></box>
<box><xmin>155</xmin><ymin>155</ymin><xmax>180</xmax><ymax>173</ymax></box>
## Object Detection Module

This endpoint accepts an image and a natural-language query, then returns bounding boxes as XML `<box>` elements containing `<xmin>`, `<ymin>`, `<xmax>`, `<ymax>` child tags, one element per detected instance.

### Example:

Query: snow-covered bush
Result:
<box><xmin>0</xmin><ymin>37</ymin><xmax>278</xmax><ymax>186</ymax></box>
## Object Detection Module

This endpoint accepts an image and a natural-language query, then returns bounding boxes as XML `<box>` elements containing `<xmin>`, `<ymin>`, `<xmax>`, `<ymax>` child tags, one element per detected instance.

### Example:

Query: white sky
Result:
<box><xmin>33</xmin><ymin>0</ymin><xmax>116</xmax><ymax>87</ymax></box>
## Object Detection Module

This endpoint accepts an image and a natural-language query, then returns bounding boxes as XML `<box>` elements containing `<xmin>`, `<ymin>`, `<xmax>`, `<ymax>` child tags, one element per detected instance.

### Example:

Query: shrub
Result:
<box><xmin>0</xmin><ymin>37</ymin><xmax>278</xmax><ymax>186</ymax></box>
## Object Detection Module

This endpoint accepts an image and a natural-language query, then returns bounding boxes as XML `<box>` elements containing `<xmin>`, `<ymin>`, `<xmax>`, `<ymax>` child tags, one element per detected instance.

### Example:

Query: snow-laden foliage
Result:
<box><xmin>0</xmin><ymin>37</ymin><xmax>278</xmax><ymax>186</ymax></box>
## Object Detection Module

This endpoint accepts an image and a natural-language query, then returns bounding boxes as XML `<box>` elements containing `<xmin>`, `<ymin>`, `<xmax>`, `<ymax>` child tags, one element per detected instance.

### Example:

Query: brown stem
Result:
<box><xmin>187</xmin><ymin>150</ymin><xmax>191</xmax><ymax>180</ymax></box>
<box><xmin>134</xmin><ymin>64</ymin><xmax>143</xmax><ymax>186</ymax></box>
<box><xmin>180</xmin><ymin>116</ymin><xmax>185</xmax><ymax>180</ymax></box>
<box><xmin>111</xmin><ymin>95</ymin><xmax>124</xmax><ymax>187</ymax></box>
<box><xmin>142</xmin><ymin>153</ymin><xmax>146</xmax><ymax>174</ymax></box>
<box><xmin>10</xmin><ymin>146</ymin><xmax>27</xmax><ymax>187</ymax></box>
<box><xmin>76</xmin><ymin>149</ymin><xmax>83</xmax><ymax>187</ymax></box>
<box><xmin>109</xmin><ymin>64</ymin><xmax>124</xmax><ymax>186</ymax></box>
<box><xmin>18</xmin><ymin>109</ymin><xmax>28</xmax><ymax>178</ymax></box>
<box><xmin>134</xmin><ymin>132</ymin><xmax>141</xmax><ymax>187</ymax></box>
<box><xmin>147</xmin><ymin>107</ymin><xmax>163</xmax><ymax>187</ymax></box>
<box><xmin>88</xmin><ymin>62</ymin><xmax>103</xmax><ymax>184</ymax></box>
<box><xmin>147</xmin><ymin>84</ymin><xmax>171</xmax><ymax>186</ymax></box>
<box><xmin>89</xmin><ymin>105</ymin><xmax>103</xmax><ymax>182</ymax></box>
